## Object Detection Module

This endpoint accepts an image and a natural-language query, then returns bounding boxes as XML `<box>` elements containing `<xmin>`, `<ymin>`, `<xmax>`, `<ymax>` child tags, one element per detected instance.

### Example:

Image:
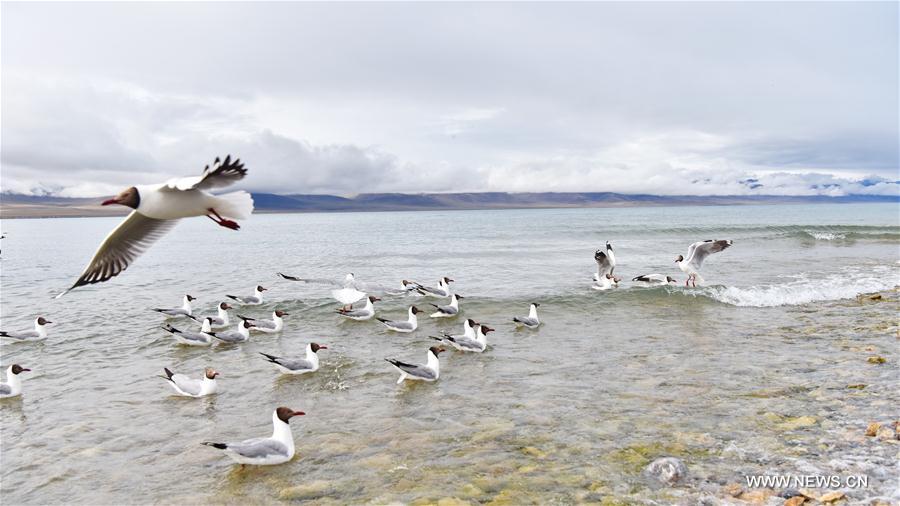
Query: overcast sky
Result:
<box><xmin>2</xmin><ymin>2</ymin><xmax>897</xmax><ymax>197</ymax></box>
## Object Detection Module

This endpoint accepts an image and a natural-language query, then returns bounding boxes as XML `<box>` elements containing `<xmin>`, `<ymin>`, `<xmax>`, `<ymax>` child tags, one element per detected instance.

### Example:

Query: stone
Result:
<box><xmin>867</xmin><ymin>356</ymin><xmax>886</xmax><ymax>364</ymax></box>
<box><xmin>737</xmin><ymin>489</ymin><xmax>776</xmax><ymax>504</ymax></box>
<box><xmin>643</xmin><ymin>457</ymin><xmax>688</xmax><ymax>486</ymax></box>
<box><xmin>865</xmin><ymin>422</ymin><xmax>882</xmax><ymax>437</ymax></box>
<box><xmin>846</xmin><ymin>384</ymin><xmax>867</xmax><ymax>389</ymax></box>
<box><xmin>819</xmin><ymin>491</ymin><xmax>845</xmax><ymax>502</ymax></box>
<box><xmin>278</xmin><ymin>480</ymin><xmax>332</xmax><ymax>500</ymax></box>
<box><xmin>519</xmin><ymin>446</ymin><xmax>547</xmax><ymax>459</ymax></box>
<box><xmin>784</xmin><ymin>497</ymin><xmax>806</xmax><ymax>506</ymax></box>
<box><xmin>778</xmin><ymin>416</ymin><xmax>817</xmax><ymax>431</ymax></box>
<box><xmin>437</xmin><ymin>498</ymin><xmax>472</xmax><ymax>506</ymax></box>
<box><xmin>876</xmin><ymin>425</ymin><xmax>898</xmax><ymax>441</ymax></box>
<box><xmin>722</xmin><ymin>482</ymin><xmax>743</xmax><ymax>497</ymax></box>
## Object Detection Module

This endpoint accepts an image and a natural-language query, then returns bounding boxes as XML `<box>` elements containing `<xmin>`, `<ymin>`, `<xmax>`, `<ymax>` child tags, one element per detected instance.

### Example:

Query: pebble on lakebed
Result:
<box><xmin>866</xmin><ymin>356</ymin><xmax>887</xmax><ymax>364</ymax></box>
<box><xmin>643</xmin><ymin>457</ymin><xmax>687</xmax><ymax>486</ymax></box>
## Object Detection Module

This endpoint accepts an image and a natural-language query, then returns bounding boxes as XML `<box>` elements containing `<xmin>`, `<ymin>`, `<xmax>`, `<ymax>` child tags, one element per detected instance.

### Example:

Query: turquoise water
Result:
<box><xmin>1</xmin><ymin>203</ymin><xmax>898</xmax><ymax>504</ymax></box>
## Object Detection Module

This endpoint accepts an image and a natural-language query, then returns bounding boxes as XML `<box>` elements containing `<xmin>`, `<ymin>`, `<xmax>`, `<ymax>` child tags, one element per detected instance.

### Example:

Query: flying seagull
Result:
<box><xmin>675</xmin><ymin>239</ymin><xmax>733</xmax><ymax>287</ymax></box>
<box><xmin>58</xmin><ymin>156</ymin><xmax>253</xmax><ymax>297</ymax></box>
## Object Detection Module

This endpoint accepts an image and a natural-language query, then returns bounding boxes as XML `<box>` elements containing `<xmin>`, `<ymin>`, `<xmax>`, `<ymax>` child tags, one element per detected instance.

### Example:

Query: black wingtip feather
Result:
<box><xmin>163</xmin><ymin>367</ymin><xmax>175</xmax><ymax>381</ymax></box>
<box><xmin>202</xmin><ymin>442</ymin><xmax>227</xmax><ymax>450</ymax></box>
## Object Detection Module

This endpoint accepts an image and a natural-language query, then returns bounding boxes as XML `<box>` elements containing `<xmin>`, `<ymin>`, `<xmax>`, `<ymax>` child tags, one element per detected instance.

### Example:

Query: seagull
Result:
<box><xmin>385</xmin><ymin>346</ymin><xmax>445</xmax><ymax>384</ymax></box>
<box><xmin>161</xmin><ymin>367</ymin><xmax>219</xmax><ymax>397</ymax></box>
<box><xmin>414</xmin><ymin>277</ymin><xmax>454</xmax><ymax>298</ymax></box>
<box><xmin>513</xmin><ymin>303</ymin><xmax>541</xmax><ymax>329</ymax></box>
<box><xmin>203</xmin><ymin>302</ymin><xmax>233</xmax><ymax>329</ymax></box>
<box><xmin>0</xmin><ymin>364</ymin><xmax>31</xmax><ymax>398</ymax></box>
<box><xmin>433</xmin><ymin>323</ymin><xmax>494</xmax><ymax>353</ymax></box>
<box><xmin>162</xmin><ymin>319</ymin><xmax>215</xmax><ymax>346</ymax></box>
<box><xmin>259</xmin><ymin>343</ymin><xmax>327</xmax><ymax>375</ymax></box>
<box><xmin>336</xmin><ymin>296</ymin><xmax>380</xmax><ymax>321</ymax></box>
<box><xmin>592</xmin><ymin>242</ymin><xmax>620</xmax><ymax>290</ymax></box>
<box><xmin>210</xmin><ymin>320</ymin><xmax>255</xmax><ymax>344</ymax></box>
<box><xmin>675</xmin><ymin>239</ymin><xmax>733</xmax><ymax>287</ymax></box>
<box><xmin>0</xmin><ymin>316</ymin><xmax>52</xmax><ymax>341</ymax></box>
<box><xmin>632</xmin><ymin>274</ymin><xmax>678</xmax><ymax>285</ymax></box>
<box><xmin>152</xmin><ymin>294</ymin><xmax>197</xmax><ymax>319</ymax></box>
<box><xmin>331</xmin><ymin>287</ymin><xmax>367</xmax><ymax>311</ymax></box>
<box><xmin>226</xmin><ymin>285</ymin><xmax>267</xmax><ymax>306</ymax></box>
<box><xmin>376</xmin><ymin>306</ymin><xmax>422</xmax><ymax>333</ymax></box>
<box><xmin>591</xmin><ymin>273</ymin><xmax>621</xmax><ymax>291</ymax></box>
<box><xmin>438</xmin><ymin>318</ymin><xmax>478</xmax><ymax>342</ymax></box>
<box><xmin>277</xmin><ymin>272</ymin><xmax>367</xmax><ymax>309</ymax></box>
<box><xmin>57</xmin><ymin>155</ymin><xmax>253</xmax><ymax>297</ymax></box>
<box><xmin>238</xmin><ymin>310</ymin><xmax>288</xmax><ymax>333</ymax></box>
<box><xmin>202</xmin><ymin>406</ymin><xmax>304</xmax><ymax>467</ymax></box>
<box><xmin>429</xmin><ymin>294</ymin><xmax>464</xmax><ymax>318</ymax></box>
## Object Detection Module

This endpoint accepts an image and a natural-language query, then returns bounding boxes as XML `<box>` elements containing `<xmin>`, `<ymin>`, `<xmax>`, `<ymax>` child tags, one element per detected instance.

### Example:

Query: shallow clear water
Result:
<box><xmin>1</xmin><ymin>203</ymin><xmax>898</xmax><ymax>504</ymax></box>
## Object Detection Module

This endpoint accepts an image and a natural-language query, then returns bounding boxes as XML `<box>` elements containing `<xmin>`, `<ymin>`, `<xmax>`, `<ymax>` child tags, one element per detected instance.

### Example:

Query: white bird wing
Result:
<box><xmin>277</xmin><ymin>272</ymin><xmax>342</xmax><ymax>287</ymax></box>
<box><xmin>165</xmin><ymin>155</ymin><xmax>247</xmax><ymax>191</ymax></box>
<box><xmin>685</xmin><ymin>240</ymin><xmax>733</xmax><ymax>269</ymax></box>
<box><xmin>59</xmin><ymin>211</ymin><xmax>178</xmax><ymax>296</ymax></box>
<box><xmin>594</xmin><ymin>247</ymin><xmax>614</xmax><ymax>277</ymax></box>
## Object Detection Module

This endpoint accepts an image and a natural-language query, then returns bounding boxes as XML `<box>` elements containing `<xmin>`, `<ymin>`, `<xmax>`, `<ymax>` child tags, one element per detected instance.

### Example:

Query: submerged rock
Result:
<box><xmin>643</xmin><ymin>457</ymin><xmax>688</xmax><ymax>486</ymax></box>
<box><xmin>278</xmin><ymin>480</ymin><xmax>332</xmax><ymax>500</ymax></box>
<box><xmin>866</xmin><ymin>422</ymin><xmax>882</xmax><ymax>437</ymax></box>
<box><xmin>867</xmin><ymin>356</ymin><xmax>887</xmax><ymax>364</ymax></box>
<box><xmin>783</xmin><ymin>496</ymin><xmax>806</xmax><ymax>506</ymax></box>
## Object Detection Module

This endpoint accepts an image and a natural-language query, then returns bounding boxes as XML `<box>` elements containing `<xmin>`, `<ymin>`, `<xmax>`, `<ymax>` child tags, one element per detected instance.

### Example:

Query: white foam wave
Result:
<box><xmin>803</xmin><ymin>230</ymin><xmax>847</xmax><ymax>241</ymax></box>
<box><xmin>695</xmin><ymin>271</ymin><xmax>899</xmax><ymax>307</ymax></box>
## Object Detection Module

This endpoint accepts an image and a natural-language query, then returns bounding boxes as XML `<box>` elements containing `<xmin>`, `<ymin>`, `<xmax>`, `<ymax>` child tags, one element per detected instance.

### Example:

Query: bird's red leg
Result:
<box><xmin>207</xmin><ymin>208</ymin><xmax>240</xmax><ymax>230</ymax></box>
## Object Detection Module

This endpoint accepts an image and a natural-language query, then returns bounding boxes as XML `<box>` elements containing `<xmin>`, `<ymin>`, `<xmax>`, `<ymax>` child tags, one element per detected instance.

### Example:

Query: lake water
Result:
<box><xmin>1</xmin><ymin>203</ymin><xmax>898</xmax><ymax>504</ymax></box>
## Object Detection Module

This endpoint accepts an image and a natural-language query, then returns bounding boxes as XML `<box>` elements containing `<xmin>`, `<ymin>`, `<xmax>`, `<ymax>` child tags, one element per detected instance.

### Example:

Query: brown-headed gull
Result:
<box><xmin>513</xmin><ymin>303</ymin><xmax>541</xmax><ymax>329</ymax></box>
<box><xmin>385</xmin><ymin>346</ymin><xmax>445</xmax><ymax>384</ymax></box>
<box><xmin>161</xmin><ymin>367</ymin><xmax>219</xmax><ymax>397</ymax></box>
<box><xmin>414</xmin><ymin>277</ymin><xmax>454</xmax><ymax>297</ymax></box>
<box><xmin>632</xmin><ymin>274</ymin><xmax>678</xmax><ymax>285</ymax></box>
<box><xmin>0</xmin><ymin>364</ymin><xmax>31</xmax><ymax>398</ymax></box>
<box><xmin>226</xmin><ymin>285</ymin><xmax>267</xmax><ymax>306</ymax></box>
<box><xmin>202</xmin><ymin>406</ymin><xmax>304</xmax><ymax>467</ymax></box>
<box><xmin>592</xmin><ymin>242</ymin><xmax>621</xmax><ymax>290</ymax></box>
<box><xmin>152</xmin><ymin>294</ymin><xmax>196</xmax><ymax>319</ymax></box>
<box><xmin>210</xmin><ymin>320</ymin><xmax>255</xmax><ymax>344</ymax></box>
<box><xmin>429</xmin><ymin>294</ymin><xmax>464</xmax><ymax>318</ymax></box>
<box><xmin>432</xmin><ymin>322</ymin><xmax>493</xmax><ymax>353</ymax></box>
<box><xmin>376</xmin><ymin>306</ymin><xmax>422</xmax><ymax>333</ymax></box>
<box><xmin>0</xmin><ymin>316</ymin><xmax>51</xmax><ymax>341</ymax></box>
<box><xmin>203</xmin><ymin>302</ymin><xmax>233</xmax><ymax>329</ymax></box>
<box><xmin>675</xmin><ymin>239</ymin><xmax>733</xmax><ymax>287</ymax></box>
<box><xmin>162</xmin><ymin>318</ymin><xmax>215</xmax><ymax>346</ymax></box>
<box><xmin>238</xmin><ymin>310</ymin><xmax>288</xmax><ymax>333</ymax></box>
<box><xmin>58</xmin><ymin>156</ymin><xmax>253</xmax><ymax>297</ymax></box>
<box><xmin>259</xmin><ymin>343</ymin><xmax>327</xmax><ymax>375</ymax></box>
<box><xmin>336</xmin><ymin>296</ymin><xmax>380</xmax><ymax>321</ymax></box>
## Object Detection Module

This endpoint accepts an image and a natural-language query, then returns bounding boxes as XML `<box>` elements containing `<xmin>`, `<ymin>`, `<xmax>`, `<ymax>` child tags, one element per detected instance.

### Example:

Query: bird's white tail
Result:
<box><xmin>214</xmin><ymin>191</ymin><xmax>254</xmax><ymax>220</ymax></box>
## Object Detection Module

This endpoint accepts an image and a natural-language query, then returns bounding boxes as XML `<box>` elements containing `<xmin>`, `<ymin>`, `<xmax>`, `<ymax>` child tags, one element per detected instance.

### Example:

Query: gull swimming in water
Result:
<box><xmin>58</xmin><ymin>156</ymin><xmax>253</xmax><ymax>297</ymax></box>
<box><xmin>385</xmin><ymin>346</ymin><xmax>445</xmax><ymax>384</ymax></box>
<box><xmin>0</xmin><ymin>364</ymin><xmax>31</xmax><ymax>398</ymax></box>
<box><xmin>0</xmin><ymin>316</ymin><xmax>52</xmax><ymax>342</ymax></box>
<box><xmin>152</xmin><ymin>294</ymin><xmax>197</xmax><ymax>319</ymax></box>
<box><xmin>429</xmin><ymin>294</ymin><xmax>464</xmax><ymax>318</ymax></box>
<box><xmin>161</xmin><ymin>367</ymin><xmax>219</xmax><ymax>397</ymax></box>
<box><xmin>202</xmin><ymin>302</ymin><xmax>233</xmax><ymax>329</ymax></box>
<box><xmin>414</xmin><ymin>277</ymin><xmax>454</xmax><ymax>298</ymax></box>
<box><xmin>376</xmin><ymin>306</ymin><xmax>422</xmax><ymax>333</ymax></box>
<box><xmin>433</xmin><ymin>323</ymin><xmax>494</xmax><ymax>353</ymax></box>
<box><xmin>675</xmin><ymin>239</ymin><xmax>733</xmax><ymax>287</ymax></box>
<box><xmin>632</xmin><ymin>274</ymin><xmax>678</xmax><ymax>285</ymax></box>
<box><xmin>238</xmin><ymin>310</ymin><xmax>288</xmax><ymax>333</ymax></box>
<box><xmin>336</xmin><ymin>296</ymin><xmax>380</xmax><ymax>321</ymax></box>
<box><xmin>162</xmin><ymin>319</ymin><xmax>215</xmax><ymax>346</ymax></box>
<box><xmin>210</xmin><ymin>320</ymin><xmax>255</xmax><ymax>344</ymax></box>
<box><xmin>202</xmin><ymin>407</ymin><xmax>305</xmax><ymax>467</ymax></box>
<box><xmin>226</xmin><ymin>285</ymin><xmax>267</xmax><ymax>306</ymax></box>
<box><xmin>259</xmin><ymin>343</ymin><xmax>327</xmax><ymax>375</ymax></box>
<box><xmin>513</xmin><ymin>303</ymin><xmax>541</xmax><ymax>329</ymax></box>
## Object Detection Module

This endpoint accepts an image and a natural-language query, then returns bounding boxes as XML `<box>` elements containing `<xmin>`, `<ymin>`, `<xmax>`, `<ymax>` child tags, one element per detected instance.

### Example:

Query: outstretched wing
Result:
<box><xmin>686</xmin><ymin>239</ymin><xmax>732</xmax><ymax>269</ymax></box>
<box><xmin>59</xmin><ymin>211</ymin><xmax>178</xmax><ymax>297</ymax></box>
<box><xmin>277</xmin><ymin>272</ymin><xmax>342</xmax><ymax>287</ymax></box>
<box><xmin>594</xmin><ymin>248</ymin><xmax>613</xmax><ymax>277</ymax></box>
<box><xmin>167</xmin><ymin>155</ymin><xmax>247</xmax><ymax>191</ymax></box>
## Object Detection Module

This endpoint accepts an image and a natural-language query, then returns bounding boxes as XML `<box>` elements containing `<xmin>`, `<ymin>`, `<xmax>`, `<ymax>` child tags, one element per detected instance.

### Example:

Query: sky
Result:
<box><xmin>2</xmin><ymin>2</ymin><xmax>898</xmax><ymax>197</ymax></box>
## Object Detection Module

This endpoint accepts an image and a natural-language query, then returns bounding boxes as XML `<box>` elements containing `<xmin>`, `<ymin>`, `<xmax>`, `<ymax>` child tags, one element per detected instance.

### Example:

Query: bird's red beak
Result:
<box><xmin>292</xmin><ymin>411</ymin><xmax>306</xmax><ymax>417</ymax></box>
<box><xmin>319</xmin><ymin>345</ymin><xmax>328</xmax><ymax>349</ymax></box>
<box><xmin>101</xmin><ymin>198</ymin><xmax>119</xmax><ymax>206</ymax></box>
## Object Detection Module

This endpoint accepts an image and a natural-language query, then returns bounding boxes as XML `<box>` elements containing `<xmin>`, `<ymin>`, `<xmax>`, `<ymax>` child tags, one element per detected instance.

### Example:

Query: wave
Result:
<box><xmin>686</xmin><ymin>273</ymin><xmax>898</xmax><ymax>307</ymax></box>
<box><xmin>592</xmin><ymin>224</ymin><xmax>900</xmax><ymax>242</ymax></box>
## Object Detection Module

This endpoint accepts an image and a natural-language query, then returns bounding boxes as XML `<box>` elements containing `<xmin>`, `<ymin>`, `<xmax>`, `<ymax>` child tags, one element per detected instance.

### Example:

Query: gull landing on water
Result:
<box><xmin>152</xmin><ymin>295</ymin><xmax>196</xmax><ymax>319</ymax></box>
<box><xmin>0</xmin><ymin>365</ymin><xmax>31</xmax><ymax>398</ymax></box>
<box><xmin>0</xmin><ymin>317</ymin><xmax>52</xmax><ymax>342</ymax></box>
<box><xmin>675</xmin><ymin>239</ymin><xmax>733</xmax><ymax>287</ymax></box>
<box><xmin>57</xmin><ymin>156</ymin><xmax>253</xmax><ymax>297</ymax></box>
<box><xmin>513</xmin><ymin>303</ymin><xmax>541</xmax><ymax>329</ymax></box>
<box><xmin>227</xmin><ymin>285</ymin><xmax>267</xmax><ymax>306</ymax></box>
<box><xmin>202</xmin><ymin>407</ymin><xmax>305</xmax><ymax>467</ymax></box>
<box><xmin>161</xmin><ymin>367</ymin><xmax>219</xmax><ymax>397</ymax></box>
<box><xmin>385</xmin><ymin>346</ymin><xmax>445</xmax><ymax>384</ymax></box>
<box><xmin>592</xmin><ymin>242</ymin><xmax>620</xmax><ymax>290</ymax></box>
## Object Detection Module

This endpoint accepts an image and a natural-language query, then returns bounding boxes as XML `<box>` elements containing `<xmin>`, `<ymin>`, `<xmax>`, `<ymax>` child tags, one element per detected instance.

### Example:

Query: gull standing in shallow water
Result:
<box><xmin>210</xmin><ymin>320</ymin><xmax>255</xmax><ymax>344</ymax></box>
<box><xmin>675</xmin><ymin>239</ymin><xmax>733</xmax><ymax>287</ymax></box>
<box><xmin>58</xmin><ymin>156</ymin><xmax>253</xmax><ymax>297</ymax></box>
<box><xmin>429</xmin><ymin>294</ymin><xmax>464</xmax><ymax>318</ymax></box>
<box><xmin>0</xmin><ymin>365</ymin><xmax>31</xmax><ymax>398</ymax></box>
<box><xmin>161</xmin><ymin>367</ymin><xmax>219</xmax><ymax>397</ymax></box>
<box><xmin>0</xmin><ymin>317</ymin><xmax>51</xmax><ymax>342</ymax></box>
<box><xmin>513</xmin><ymin>303</ymin><xmax>541</xmax><ymax>329</ymax></box>
<box><xmin>377</xmin><ymin>306</ymin><xmax>422</xmax><ymax>333</ymax></box>
<box><xmin>152</xmin><ymin>294</ymin><xmax>196</xmax><ymax>319</ymax></box>
<box><xmin>203</xmin><ymin>302</ymin><xmax>233</xmax><ymax>329</ymax></box>
<box><xmin>238</xmin><ymin>310</ymin><xmax>288</xmax><ymax>333</ymax></box>
<box><xmin>202</xmin><ymin>407</ymin><xmax>305</xmax><ymax>467</ymax></box>
<box><xmin>259</xmin><ymin>343</ymin><xmax>327</xmax><ymax>375</ymax></box>
<box><xmin>632</xmin><ymin>274</ymin><xmax>678</xmax><ymax>285</ymax></box>
<box><xmin>336</xmin><ymin>296</ymin><xmax>380</xmax><ymax>321</ymax></box>
<box><xmin>162</xmin><ymin>319</ymin><xmax>215</xmax><ymax>346</ymax></box>
<box><xmin>385</xmin><ymin>346</ymin><xmax>445</xmax><ymax>384</ymax></box>
<box><xmin>414</xmin><ymin>277</ymin><xmax>454</xmax><ymax>298</ymax></box>
<box><xmin>226</xmin><ymin>285</ymin><xmax>267</xmax><ymax>306</ymax></box>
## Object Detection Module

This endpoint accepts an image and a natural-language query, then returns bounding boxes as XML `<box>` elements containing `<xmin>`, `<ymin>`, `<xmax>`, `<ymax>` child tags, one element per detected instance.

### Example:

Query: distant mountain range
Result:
<box><xmin>1</xmin><ymin>191</ymin><xmax>897</xmax><ymax>218</ymax></box>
